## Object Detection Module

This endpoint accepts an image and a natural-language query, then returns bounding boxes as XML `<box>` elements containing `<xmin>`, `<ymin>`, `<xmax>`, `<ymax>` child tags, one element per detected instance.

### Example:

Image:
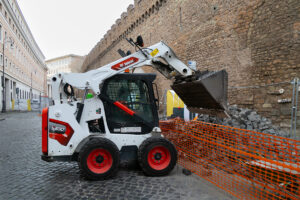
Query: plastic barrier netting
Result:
<box><xmin>160</xmin><ymin>118</ymin><xmax>300</xmax><ymax>200</ymax></box>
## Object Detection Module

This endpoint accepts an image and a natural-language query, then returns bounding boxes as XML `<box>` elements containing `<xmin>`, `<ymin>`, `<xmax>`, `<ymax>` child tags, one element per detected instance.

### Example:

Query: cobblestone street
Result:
<box><xmin>0</xmin><ymin>112</ymin><xmax>232</xmax><ymax>200</ymax></box>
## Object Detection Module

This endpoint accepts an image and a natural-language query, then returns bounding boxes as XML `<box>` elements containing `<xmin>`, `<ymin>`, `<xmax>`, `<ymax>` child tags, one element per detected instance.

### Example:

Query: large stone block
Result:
<box><xmin>280</xmin><ymin>107</ymin><xmax>291</xmax><ymax>116</ymax></box>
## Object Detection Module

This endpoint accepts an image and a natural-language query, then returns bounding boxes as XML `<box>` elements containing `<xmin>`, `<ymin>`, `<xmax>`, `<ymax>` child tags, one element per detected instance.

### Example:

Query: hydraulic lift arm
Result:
<box><xmin>52</xmin><ymin>41</ymin><xmax>192</xmax><ymax>97</ymax></box>
<box><xmin>50</xmin><ymin>40</ymin><xmax>228</xmax><ymax>114</ymax></box>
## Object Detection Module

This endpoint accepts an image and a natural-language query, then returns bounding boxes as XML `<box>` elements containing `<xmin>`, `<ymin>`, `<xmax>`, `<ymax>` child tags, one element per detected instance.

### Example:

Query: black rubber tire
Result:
<box><xmin>78</xmin><ymin>137</ymin><xmax>120</xmax><ymax>180</ymax></box>
<box><xmin>138</xmin><ymin>137</ymin><xmax>177</xmax><ymax>176</ymax></box>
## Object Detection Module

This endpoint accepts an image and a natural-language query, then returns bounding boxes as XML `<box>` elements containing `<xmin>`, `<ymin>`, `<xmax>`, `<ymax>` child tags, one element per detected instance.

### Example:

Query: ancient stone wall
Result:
<box><xmin>82</xmin><ymin>0</ymin><xmax>300</xmax><ymax>134</ymax></box>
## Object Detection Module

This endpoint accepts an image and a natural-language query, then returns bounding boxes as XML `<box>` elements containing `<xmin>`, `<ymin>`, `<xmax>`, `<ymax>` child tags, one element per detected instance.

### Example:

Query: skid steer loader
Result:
<box><xmin>41</xmin><ymin>36</ymin><xmax>228</xmax><ymax>180</ymax></box>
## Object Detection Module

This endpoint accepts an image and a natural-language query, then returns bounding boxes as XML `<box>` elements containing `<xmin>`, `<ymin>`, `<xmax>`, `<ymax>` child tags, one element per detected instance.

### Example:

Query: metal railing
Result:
<box><xmin>290</xmin><ymin>78</ymin><xmax>299</xmax><ymax>138</ymax></box>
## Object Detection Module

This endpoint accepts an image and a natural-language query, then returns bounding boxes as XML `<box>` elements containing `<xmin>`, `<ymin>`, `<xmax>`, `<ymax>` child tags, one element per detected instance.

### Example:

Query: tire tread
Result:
<box><xmin>138</xmin><ymin>137</ymin><xmax>177</xmax><ymax>176</ymax></box>
<box><xmin>78</xmin><ymin>137</ymin><xmax>120</xmax><ymax>180</ymax></box>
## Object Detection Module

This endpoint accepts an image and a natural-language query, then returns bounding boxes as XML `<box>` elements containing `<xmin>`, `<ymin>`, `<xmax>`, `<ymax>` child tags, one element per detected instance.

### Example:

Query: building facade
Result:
<box><xmin>46</xmin><ymin>54</ymin><xmax>85</xmax><ymax>98</ymax></box>
<box><xmin>82</xmin><ymin>0</ymin><xmax>300</xmax><ymax>134</ymax></box>
<box><xmin>0</xmin><ymin>0</ymin><xmax>47</xmax><ymax>111</ymax></box>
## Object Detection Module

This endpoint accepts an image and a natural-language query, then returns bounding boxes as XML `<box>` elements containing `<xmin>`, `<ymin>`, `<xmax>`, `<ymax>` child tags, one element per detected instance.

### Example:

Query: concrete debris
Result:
<box><xmin>196</xmin><ymin>105</ymin><xmax>289</xmax><ymax>137</ymax></box>
<box><xmin>182</xmin><ymin>168</ymin><xmax>192</xmax><ymax>176</ymax></box>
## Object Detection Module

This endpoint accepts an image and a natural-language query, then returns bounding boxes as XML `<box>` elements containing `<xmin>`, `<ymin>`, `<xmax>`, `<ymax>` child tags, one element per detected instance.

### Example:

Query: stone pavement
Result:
<box><xmin>0</xmin><ymin>112</ymin><xmax>5</xmax><ymax>121</ymax></box>
<box><xmin>0</xmin><ymin>112</ymin><xmax>234</xmax><ymax>200</ymax></box>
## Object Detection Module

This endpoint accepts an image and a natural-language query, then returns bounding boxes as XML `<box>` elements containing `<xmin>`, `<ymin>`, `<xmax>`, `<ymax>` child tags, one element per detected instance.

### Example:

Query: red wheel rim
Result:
<box><xmin>87</xmin><ymin>149</ymin><xmax>113</xmax><ymax>174</ymax></box>
<box><xmin>147</xmin><ymin>146</ymin><xmax>171</xmax><ymax>170</ymax></box>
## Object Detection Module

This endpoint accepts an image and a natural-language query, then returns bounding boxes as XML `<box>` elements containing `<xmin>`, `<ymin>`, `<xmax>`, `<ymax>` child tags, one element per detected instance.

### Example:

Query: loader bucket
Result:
<box><xmin>171</xmin><ymin>70</ymin><xmax>228</xmax><ymax>116</ymax></box>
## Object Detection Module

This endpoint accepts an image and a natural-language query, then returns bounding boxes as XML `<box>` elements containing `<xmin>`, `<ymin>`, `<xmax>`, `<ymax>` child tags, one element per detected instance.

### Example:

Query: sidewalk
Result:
<box><xmin>0</xmin><ymin>113</ymin><xmax>5</xmax><ymax>121</ymax></box>
<box><xmin>0</xmin><ymin>110</ymin><xmax>40</xmax><ymax>121</ymax></box>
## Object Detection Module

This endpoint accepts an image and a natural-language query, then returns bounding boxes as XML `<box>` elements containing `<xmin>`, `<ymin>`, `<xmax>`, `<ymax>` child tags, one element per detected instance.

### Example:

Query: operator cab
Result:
<box><xmin>101</xmin><ymin>73</ymin><xmax>159</xmax><ymax>135</ymax></box>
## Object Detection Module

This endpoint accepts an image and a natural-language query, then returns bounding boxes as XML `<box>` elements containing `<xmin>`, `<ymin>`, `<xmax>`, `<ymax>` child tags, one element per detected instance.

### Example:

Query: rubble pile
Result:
<box><xmin>196</xmin><ymin>105</ymin><xmax>289</xmax><ymax>137</ymax></box>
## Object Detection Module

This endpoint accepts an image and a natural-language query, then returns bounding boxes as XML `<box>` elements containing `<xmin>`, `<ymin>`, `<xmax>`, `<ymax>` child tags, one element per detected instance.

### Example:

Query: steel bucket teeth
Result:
<box><xmin>171</xmin><ymin>70</ymin><xmax>228</xmax><ymax>115</ymax></box>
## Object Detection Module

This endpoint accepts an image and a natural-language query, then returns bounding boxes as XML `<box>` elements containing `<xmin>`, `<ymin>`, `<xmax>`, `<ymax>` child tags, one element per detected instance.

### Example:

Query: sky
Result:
<box><xmin>17</xmin><ymin>0</ymin><xmax>134</xmax><ymax>60</ymax></box>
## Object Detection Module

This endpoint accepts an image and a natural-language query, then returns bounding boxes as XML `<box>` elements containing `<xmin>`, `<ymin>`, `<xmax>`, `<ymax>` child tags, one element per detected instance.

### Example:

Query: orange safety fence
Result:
<box><xmin>160</xmin><ymin>118</ymin><xmax>300</xmax><ymax>200</ymax></box>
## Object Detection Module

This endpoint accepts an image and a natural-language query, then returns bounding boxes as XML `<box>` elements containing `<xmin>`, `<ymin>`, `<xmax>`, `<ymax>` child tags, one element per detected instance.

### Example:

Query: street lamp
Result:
<box><xmin>2</xmin><ymin>35</ymin><xmax>14</xmax><ymax>113</ymax></box>
<box><xmin>30</xmin><ymin>70</ymin><xmax>36</xmax><ymax>100</ymax></box>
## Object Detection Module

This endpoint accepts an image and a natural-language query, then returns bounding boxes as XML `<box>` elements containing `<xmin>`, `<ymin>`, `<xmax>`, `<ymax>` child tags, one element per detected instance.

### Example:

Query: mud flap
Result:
<box><xmin>171</xmin><ymin>70</ymin><xmax>228</xmax><ymax>116</ymax></box>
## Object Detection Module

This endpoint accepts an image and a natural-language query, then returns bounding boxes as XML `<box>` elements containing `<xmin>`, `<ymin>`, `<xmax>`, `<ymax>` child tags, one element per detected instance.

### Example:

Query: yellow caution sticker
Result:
<box><xmin>150</xmin><ymin>48</ymin><xmax>159</xmax><ymax>57</ymax></box>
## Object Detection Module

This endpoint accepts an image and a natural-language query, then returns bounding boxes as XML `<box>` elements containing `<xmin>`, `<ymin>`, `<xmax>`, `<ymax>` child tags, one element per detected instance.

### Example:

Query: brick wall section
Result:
<box><xmin>82</xmin><ymin>0</ymin><xmax>300</xmax><ymax>134</ymax></box>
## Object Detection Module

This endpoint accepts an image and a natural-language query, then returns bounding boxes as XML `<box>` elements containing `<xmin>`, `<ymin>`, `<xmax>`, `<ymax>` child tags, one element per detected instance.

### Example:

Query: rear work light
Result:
<box><xmin>42</xmin><ymin>107</ymin><xmax>49</xmax><ymax>155</ymax></box>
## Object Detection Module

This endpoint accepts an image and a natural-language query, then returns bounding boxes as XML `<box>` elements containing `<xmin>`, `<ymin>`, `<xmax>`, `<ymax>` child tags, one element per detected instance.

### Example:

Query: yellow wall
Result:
<box><xmin>166</xmin><ymin>90</ymin><xmax>184</xmax><ymax>116</ymax></box>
